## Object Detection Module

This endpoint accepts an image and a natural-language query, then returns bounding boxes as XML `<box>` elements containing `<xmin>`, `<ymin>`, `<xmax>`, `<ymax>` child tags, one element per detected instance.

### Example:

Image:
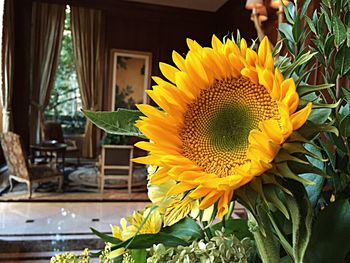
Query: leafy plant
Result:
<box><xmin>80</xmin><ymin>1</ymin><xmax>350</xmax><ymax>262</ymax></box>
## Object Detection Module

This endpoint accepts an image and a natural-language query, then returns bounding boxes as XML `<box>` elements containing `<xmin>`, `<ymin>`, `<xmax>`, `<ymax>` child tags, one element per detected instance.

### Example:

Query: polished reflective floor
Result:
<box><xmin>0</xmin><ymin>202</ymin><xmax>149</xmax><ymax>262</ymax></box>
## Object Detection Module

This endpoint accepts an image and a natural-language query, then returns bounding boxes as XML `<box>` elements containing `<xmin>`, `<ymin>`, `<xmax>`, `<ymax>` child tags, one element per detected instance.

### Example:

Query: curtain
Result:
<box><xmin>1</xmin><ymin>0</ymin><xmax>14</xmax><ymax>132</ymax></box>
<box><xmin>71</xmin><ymin>7</ymin><xmax>105</xmax><ymax>158</ymax></box>
<box><xmin>29</xmin><ymin>2</ymin><xmax>65</xmax><ymax>144</ymax></box>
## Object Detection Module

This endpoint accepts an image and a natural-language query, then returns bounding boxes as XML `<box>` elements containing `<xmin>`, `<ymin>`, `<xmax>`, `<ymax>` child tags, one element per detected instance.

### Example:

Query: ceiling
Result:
<box><xmin>124</xmin><ymin>0</ymin><xmax>229</xmax><ymax>12</ymax></box>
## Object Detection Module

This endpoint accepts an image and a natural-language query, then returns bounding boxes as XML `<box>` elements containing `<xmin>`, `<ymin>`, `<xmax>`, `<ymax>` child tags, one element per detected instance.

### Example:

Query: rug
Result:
<box><xmin>0</xmin><ymin>164</ymin><xmax>148</xmax><ymax>196</ymax></box>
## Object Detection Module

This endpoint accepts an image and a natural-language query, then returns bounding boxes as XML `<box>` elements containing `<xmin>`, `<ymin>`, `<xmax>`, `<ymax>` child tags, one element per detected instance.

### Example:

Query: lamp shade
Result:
<box><xmin>250</xmin><ymin>5</ymin><xmax>268</xmax><ymax>22</ymax></box>
<box><xmin>245</xmin><ymin>0</ymin><xmax>264</xmax><ymax>10</ymax></box>
<box><xmin>270</xmin><ymin>0</ymin><xmax>289</xmax><ymax>9</ymax></box>
<box><xmin>257</xmin><ymin>6</ymin><xmax>268</xmax><ymax>22</ymax></box>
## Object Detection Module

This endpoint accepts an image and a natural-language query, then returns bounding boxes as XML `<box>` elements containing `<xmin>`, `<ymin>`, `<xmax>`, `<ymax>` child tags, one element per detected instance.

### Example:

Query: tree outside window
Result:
<box><xmin>44</xmin><ymin>5</ymin><xmax>85</xmax><ymax>134</ymax></box>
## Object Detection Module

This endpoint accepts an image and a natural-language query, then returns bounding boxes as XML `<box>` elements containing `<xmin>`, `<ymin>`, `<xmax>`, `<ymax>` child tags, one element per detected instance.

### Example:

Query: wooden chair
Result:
<box><xmin>42</xmin><ymin>121</ymin><xmax>80</xmax><ymax>165</ymax></box>
<box><xmin>97</xmin><ymin>145</ymin><xmax>134</xmax><ymax>194</ymax></box>
<box><xmin>0</xmin><ymin>132</ymin><xmax>63</xmax><ymax>198</ymax></box>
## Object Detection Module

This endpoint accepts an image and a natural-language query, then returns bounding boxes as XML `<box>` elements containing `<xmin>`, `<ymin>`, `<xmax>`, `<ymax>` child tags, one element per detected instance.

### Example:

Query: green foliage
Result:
<box><xmin>275</xmin><ymin>0</ymin><xmax>350</xmax><ymax>261</ymax></box>
<box><xmin>91</xmin><ymin>216</ymin><xmax>203</xmax><ymax>260</ymax></box>
<box><xmin>305</xmin><ymin>199</ymin><xmax>350</xmax><ymax>263</ymax></box>
<box><xmin>147</xmin><ymin>229</ymin><xmax>256</xmax><ymax>263</ymax></box>
<box><xmin>50</xmin><ymin>248</ymin><xmax>90</xmax><ymax>263</ymax></box>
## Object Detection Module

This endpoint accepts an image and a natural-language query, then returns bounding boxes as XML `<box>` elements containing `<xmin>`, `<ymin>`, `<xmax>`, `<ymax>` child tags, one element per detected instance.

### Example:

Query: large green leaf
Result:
<box><xmin>305</xmin><ymin>199</ymin><xmax>350</xmax><ymax>263</ymax></box>
<box><xmin>211</xmin><ymin>218</ymin><xmax>253</xmax><ymax>240</ymax></box>
<box><xmin>161</xmin><ymin>217</ymin><xmax>204</xmax><ymax>241</ymax></box>
<box><xmin>111</xmin><ymin>232</ymin><xmax>189</xmax><ymax>250</ymax></box>
<box><xmin>90</xmin><ymin>227</ymin><xmax>122</xmax><ymax>244</ymax></box>
<box><xmin>131</xmin><ymin>249</ymin><xmax>147</xmax><ymax>263</ymax></box>
<box><xmin>83</xmin><ymin>109</ymin><xmax>145</xmax><ymax>138</ymax></box>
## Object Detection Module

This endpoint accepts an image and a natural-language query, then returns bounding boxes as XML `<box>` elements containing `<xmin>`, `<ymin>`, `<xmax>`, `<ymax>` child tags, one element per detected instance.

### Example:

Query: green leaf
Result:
<box><xmin>283</xmin><ymin>3</ymin><xmax>295</xmax><ymax>25</ymax></box>
<box><xmin>323</xmin><ymin>9</ymin><xmax>332</xmax><ymax>32</ymax></box>
<box><xmin>305</xmin><ymin>199</ymin><xmax>350</xmax><ymax>263</ymax></box>
<box><xmin>347</xmin><ymin>26</ymin><xmax>350</xmax><ymax>47</ymax></box>
<box><xmin>281</xmin><ymin>256</ymin><xmax>293</xmax><ymax>263</ymax></box>
<box><xmin>342</xmin><ymin>88</ymin><xmax>350</xmax><ymax>103</ymax></box>
<box><xmin>131</xmin><ymin>249</ymin><xmax>147</xmax><ymax>263</ymax></box>
<box><xmin>339</xmin><ymin>114</ymin><xmax>350</xmax><ymax>137</ymax></box>
<box><xmin>211</xmin><ymin>218</ymin><xmax>253</xmax><ymax>240</ymax></box>
<box><xmin>308</xmin><ymin>108</ymin><xmax>331</xmax><ymax>124</ymax></box>
<box><xmin>264</xmin><ymin>185</ymin><xmax>290</xmax><ymax>219</ymax></box>
<box><xmin>335</xmin><ymin>44</ymin><xmax>350</xmax><ymax>75</ymax></box>
<box><xmin>324</xmin><ymin>34</ymin><xmax>335</xmax><ymax>55</ymax></box>
<box><xmin>292</xmin><ymin>15</ymin><xmax>302</xmax><ymax>42</ymax></box>
<box><xmin>301</xmin><ymin>173</ymin><xmax>325</xmax><ymax>207</ymax></box>
<box><xmin>283</xmin><ymin>52</ymin><xmax>317</xmax><ymax>77</ymax></box>
<box><xmin>300</xmin><ymin>0</ymin><xmax>312</xmax><ymax>18</ymax></box>
<box><xmin>289</xmin><ymin>161</ymin><xmax>329</xmax><ymax>178</ymax></box>
<box><xmin>279</xmin><ymin>23</ymin><xmax>294</xmax><ymax>43</ymax></box>
<box><xmin>309</xmin><ymin>100</ymin><xmax>341</xmax><ymax>109</ymax></box>
<box><xmin>83</xmin><ymin>108</ymin><xmax>145</xmax><ymax>138</ymax></box>
<box><xmin>111</xmin><ymin>232</ymin><xmax>189</xmax><ymax>250</ymax></box>
<box><xmin>298</xmin><ymin>121</ymin><xmax>339</xmax><ymax>139</ymax></box>
<box><xmin>275</xmin><ymin>162</ymin><xmax>315</xmax><ymax>185</ymax></box>
<box><xmin>332</xmin><ymin>16</ymin><xmax>347</xmax><ymax>46</ymax></box>
<box><xmin>90</xmin><ymin>228</ymin><xmax>122</xmax><ymax>244</ymax></box>
<box><xmin>297</xmin><ymin>83</ymin><xmax>334</xmax><ymax>96</ymax></box>
<box><xmin>162</xmin><ymin>217</ymin><xmax>203</xmax><ymax>241</ymax></box>
<box><xmin>305</xmin><ymin>16</ymin><xmax>317</xmax><ymax>35</ymax></box>
<box><xmin>285</xmin><ymin>180</ymin><xmax>313</xmax><ymax>263</ymax></box>
<box><xmin>272</xmin><ymin>40</ymin><xmax>283</xmax><ymax>58</ymax></box>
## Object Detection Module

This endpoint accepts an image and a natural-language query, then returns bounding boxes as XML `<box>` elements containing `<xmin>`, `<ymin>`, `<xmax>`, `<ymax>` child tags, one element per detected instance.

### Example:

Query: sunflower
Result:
<box><xmin>134</xmin><ymin>36</ymin><xmax>312</xmax><ymax>222</ymax></box>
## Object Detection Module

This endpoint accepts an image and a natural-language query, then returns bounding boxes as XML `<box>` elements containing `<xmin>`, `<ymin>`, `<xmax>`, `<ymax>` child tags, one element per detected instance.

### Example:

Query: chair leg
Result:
<box><xmin>128</xmin><ymin>179</ymin><xmax>131</xmax><ymax>195</ymax></box>
<box><xmin>27</xmin><ymin>182</ymin><xmax>32</xmax><ymax>199</ymax></box>
<box><xmin>9</xmin><ymin>177</ymin><xmax>13</xmax><ymax>192</ymax></box>
<box><xmin>100</xmin><ymin>177</ymin><xmax>105</xmax><ymax>194</ymax></box>
<box><xmin>58</xmin><ymin>176</ymin><xmax>63</xmax><ymax>192</ymax></box>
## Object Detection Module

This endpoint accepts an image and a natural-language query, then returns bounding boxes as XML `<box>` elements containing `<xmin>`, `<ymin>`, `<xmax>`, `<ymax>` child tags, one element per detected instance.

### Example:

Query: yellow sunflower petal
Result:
<box><xmin>172</xmin><ymin>50</ymin><xmax>186</xmax><ymax>71</ymax></box>
<box><xmin>164</xmin><ymin>196</ymin><xmax>195</xmax><ymax>226</ymax></box>
<box><xmin>159</xmin><ymin>62</ymin><xmax>179</xmax><ymax>84</ymax></box>
<box><xmin>290</xmin><ymin>102</ymin><xmax>312</xmax><ymax>130</ymax></box>
<box><xmin>217</xmin><ymin>190</ymin><xmax>234</xmax><ymax>219</ymax></box>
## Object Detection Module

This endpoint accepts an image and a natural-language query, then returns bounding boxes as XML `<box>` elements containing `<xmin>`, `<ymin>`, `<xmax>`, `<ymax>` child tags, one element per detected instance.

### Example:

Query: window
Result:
<box><xmin>44</xmin><ymin>5</ymin><xmax>85</xmax><ymax>134</ymax></box>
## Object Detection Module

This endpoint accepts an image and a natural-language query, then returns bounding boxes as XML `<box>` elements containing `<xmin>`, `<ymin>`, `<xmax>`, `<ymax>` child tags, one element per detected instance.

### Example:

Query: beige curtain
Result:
<box><xmin>29</xmin><ymin>2</ymin><xmax>65</xmax><ymax>144</ymax></box>
<box><xmin>71</xmin><ymin>7</ymin><xmax>105</xmax><ymax>158</ymax></box>
<box><xmin>1</xmin><ymin>0</ymin><xmax>14</xmax><ymax>132</ymax></box>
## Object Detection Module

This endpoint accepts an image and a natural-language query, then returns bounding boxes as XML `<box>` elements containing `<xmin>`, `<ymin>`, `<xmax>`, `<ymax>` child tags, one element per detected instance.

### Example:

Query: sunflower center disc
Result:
<box><xmin>180</xmin><ymin>76</ymin><xmax>279</xmax><ymax>177</ymax></box>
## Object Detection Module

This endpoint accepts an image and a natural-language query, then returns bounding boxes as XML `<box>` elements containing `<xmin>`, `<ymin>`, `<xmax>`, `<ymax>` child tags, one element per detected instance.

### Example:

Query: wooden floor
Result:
<box><xmin>0</xmin><ymin>189</ymin><xmax>149</xmax><ymax>201</ymax></box>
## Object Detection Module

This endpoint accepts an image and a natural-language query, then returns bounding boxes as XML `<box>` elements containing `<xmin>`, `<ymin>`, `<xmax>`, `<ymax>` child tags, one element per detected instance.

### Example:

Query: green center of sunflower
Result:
<box><xmin>180</xmin><ymin>76</ymin><xmax>279</xmax><ymax>177</ymax></box>
<box><xmin>208</xmin><ymin>104</ymin><xmax>254</xmax><ymax>151</ymax></box>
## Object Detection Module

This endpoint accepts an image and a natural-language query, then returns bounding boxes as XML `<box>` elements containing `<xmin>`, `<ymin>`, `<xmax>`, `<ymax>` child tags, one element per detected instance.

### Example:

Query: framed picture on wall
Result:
<box><xmin>108</xmin><ymin>49</ymin><xmax>152</xmax><ymax>111</ymax></box>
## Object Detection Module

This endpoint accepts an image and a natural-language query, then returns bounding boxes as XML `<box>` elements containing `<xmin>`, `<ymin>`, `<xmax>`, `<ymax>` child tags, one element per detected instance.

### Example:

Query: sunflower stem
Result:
<box><xmin>248</xmin><ymin>209</ymin><xmax>280</xmax><ymax>263</ymax></box>
<box><xmin>202</xmin><ymin>221</ymin><xmax>213</xmax><ymax>240</ymax></box>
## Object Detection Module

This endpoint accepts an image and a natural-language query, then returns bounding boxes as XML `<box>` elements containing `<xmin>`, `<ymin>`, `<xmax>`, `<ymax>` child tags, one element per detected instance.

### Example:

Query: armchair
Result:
<box><xmin>0</xmin><ymin>132</ymin><xmax>63</xmax><ymax>198</ymax></box>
